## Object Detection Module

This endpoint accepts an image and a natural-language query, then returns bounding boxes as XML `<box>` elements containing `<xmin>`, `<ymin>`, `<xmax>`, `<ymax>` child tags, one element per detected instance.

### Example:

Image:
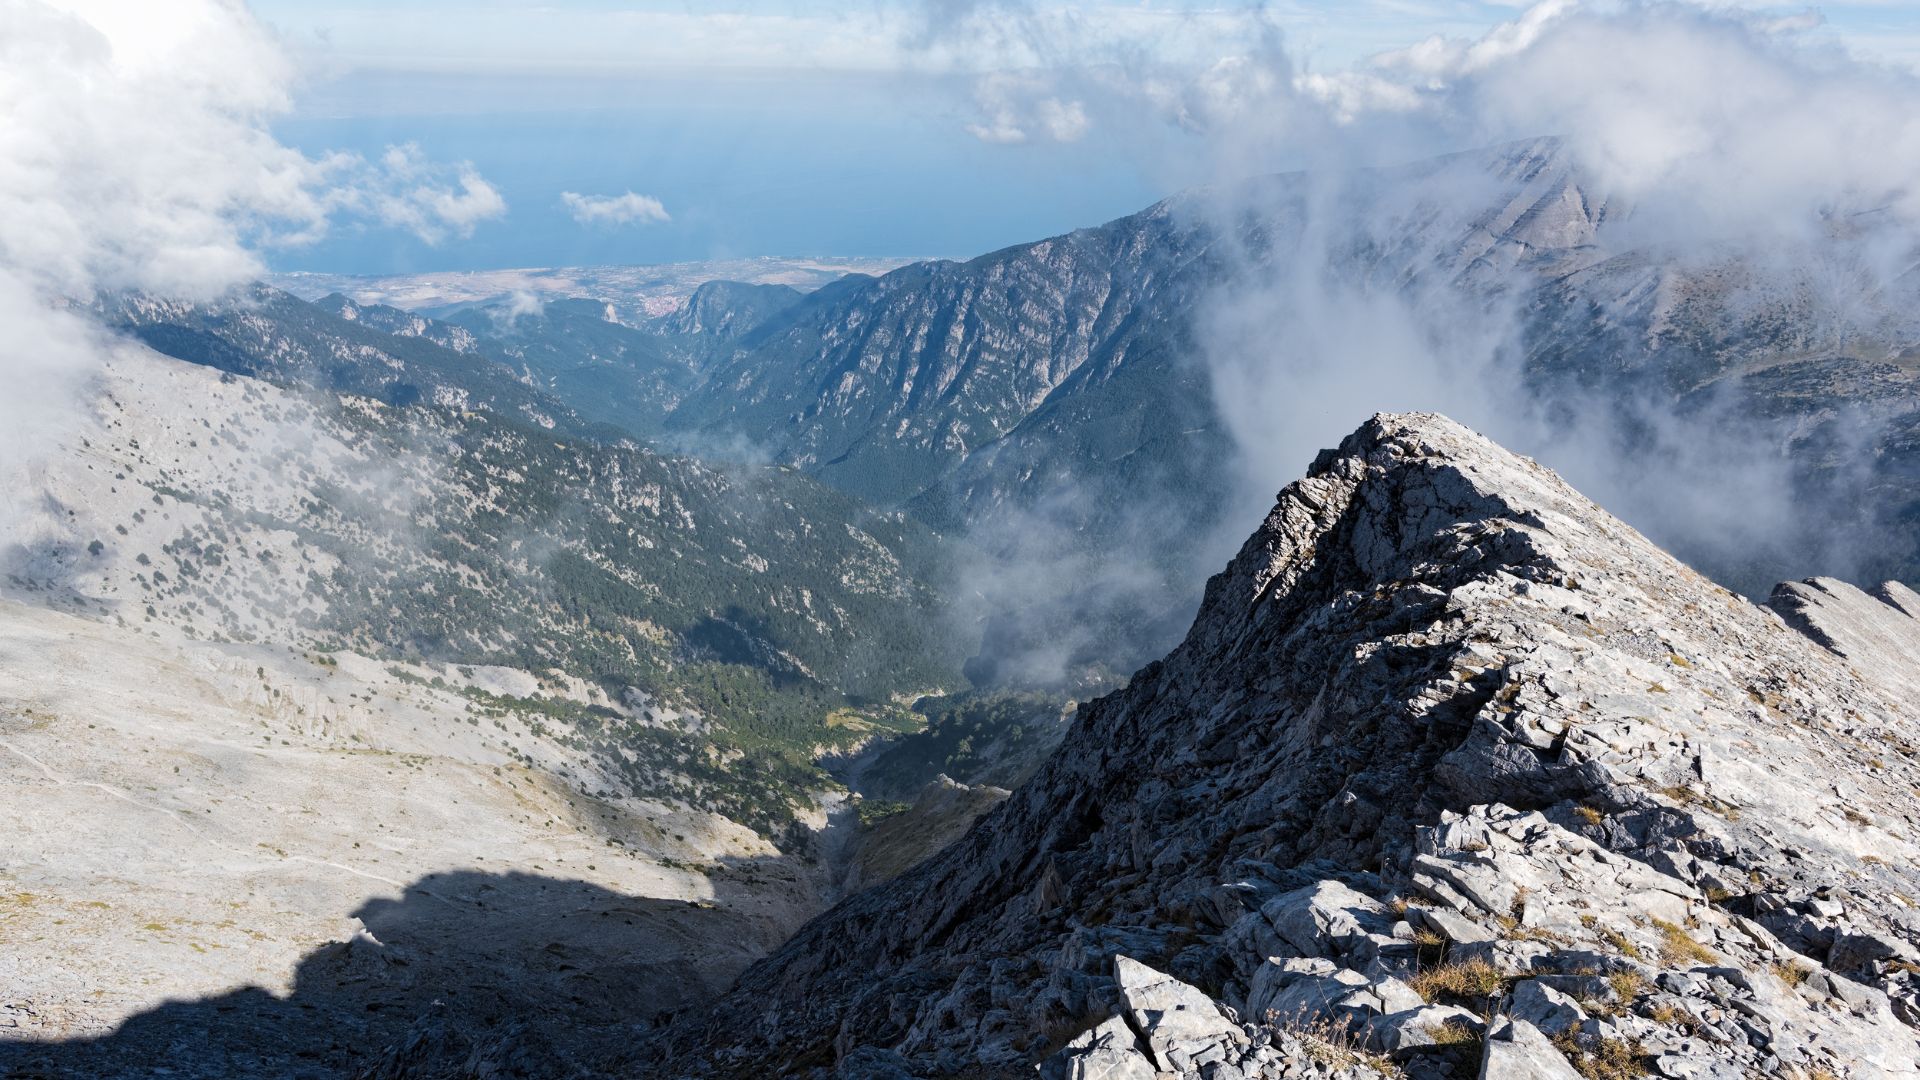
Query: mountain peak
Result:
<box><xmin>653</xmin><ymin>412</ymin><xmax>1920</xmax><ymax>1077</ymax></box>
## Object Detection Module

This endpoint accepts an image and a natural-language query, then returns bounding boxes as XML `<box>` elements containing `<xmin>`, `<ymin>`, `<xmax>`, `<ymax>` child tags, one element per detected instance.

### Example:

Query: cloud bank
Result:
<box><xmin>561</xmin><ymin>191</ymin><xmax>672</xmax><ymax>227</ymax></box>
<box><xmin>1162</xmin><ymin>1</ymin><xmax>1920</xmax><ymax>586</ymax></box>
<box><xmin>928</xmin><ymin>0</ymin><xmax>1920</xmax><ymax>234</ymax></box>
<box><xmin>926</xmin><ymin>1</ymin><xmax>1920</xmax><ymax>683</ymax></box>
<box><xmin>0</xmin><ymin>0</ymin><xmax>505</xmax><ymax>538</ymax></box>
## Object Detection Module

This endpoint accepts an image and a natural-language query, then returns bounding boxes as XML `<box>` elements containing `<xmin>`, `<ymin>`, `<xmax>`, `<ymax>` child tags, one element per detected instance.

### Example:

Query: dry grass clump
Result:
<box><xmin>1409</xmin><ymin>958</ymin><xmax>1511</xmax><ymax>1005</ymax></box>
<box><xmin>1772</xmin><ymin>960</ymin><xmax>1811</xmax><ymax>988</ymax></box>
<box><xmin>1552</xmin><ymin>1033</ymin><xmax>1650</xmax><ymax>1080</ymax></box>
<box><xmin>1596</xmin><ymin>926</ymin><xmax>1643</xmax><ymax>961</ymax></box>
<box><xmin>1606</xmin><ymin>969</ymin><xmax>1646</xmax><ymax>1003</ymax></box>
<box><xmin>1422</xmin><ymin>1020</ymin><xmax>1479</xmax><ymax>1047</ymax></box>
<box><xmin>1506</xmin><ymin>923</ymin><xmax>1571</xmax><ymax>945</ymax></box>
<box><xmin>1650</xmin><ymin>918</ymin><xmax>1716</xmax><ymax>966</ymax></box>
<box><xmin>1274</xmin><ymin>1013</ymin><xmax>1402</xmax><ymax>1077</ymax></box>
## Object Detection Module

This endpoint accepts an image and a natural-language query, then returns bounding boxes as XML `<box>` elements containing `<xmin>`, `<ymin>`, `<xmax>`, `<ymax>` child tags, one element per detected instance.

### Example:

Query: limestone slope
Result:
<box><xmin>656</xmin><ymin>412</ymin><xmax>1920</xmax><ymax>1078</ymax></box>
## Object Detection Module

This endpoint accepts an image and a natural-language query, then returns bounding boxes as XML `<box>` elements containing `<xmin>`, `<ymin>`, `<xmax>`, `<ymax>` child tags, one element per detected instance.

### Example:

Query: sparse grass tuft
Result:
<box><xmin>1422</xmin><ymin>1018</ymin><xmax>1482</xmax><ymax>1055</ymax></box>
<box><xmin>1772</xmin><ymin>960</ymin><xmax>1811</xmax><ymax>988</ymax></box>
<box><xmin>1607</xmin><ymin>969</ymin><xmax>1646</xmax><ymax>1003</ymax></box>
<box><xmin>1650</xmin><ymin>918</ymin><xmax>1715</xmax><ymax>966</ymax></box>
<box><xmin>1507</xmin><ymin>924</ymin><xmax>1571</xmax><ymax>945</ymax></box>
<box><xmin>1596</xmin><ymin>926</ymin><xmax>1643</xmax><ymax>960</ymax></box>
<box><xmin>1552</xmin><ymin>1033</ymin><xmax>1650</xmax><ymax>1080</ymax></box>
<box><xmin>1270</xmin><ymin>1012</ymin><xmax>1403</xmax><ymax>1076</ymax></box>
<box><xmin>1410</xmin><ymin>958</ymin><xmax>1511</xmax><ymax>1005</ymax></box>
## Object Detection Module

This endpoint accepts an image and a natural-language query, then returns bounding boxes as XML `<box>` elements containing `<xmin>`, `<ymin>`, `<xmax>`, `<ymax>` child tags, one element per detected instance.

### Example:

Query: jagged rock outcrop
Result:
<box><xmin>652</xmin><ymin>412</ymin><xmax>1920</xmax><ymax>1078</ymax></box>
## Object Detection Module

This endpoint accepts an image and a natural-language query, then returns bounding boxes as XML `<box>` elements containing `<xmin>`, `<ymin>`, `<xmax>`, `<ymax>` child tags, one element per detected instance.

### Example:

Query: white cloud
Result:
<box><xmin>1326</xmin><ymin>2</ymin><xmax>1920</xmax><ymax>237</ymax></box>
<box><xmin>1370</xmin><ymin>0</ymin><xmax>1579</xmax><ymax>79</ymax></box>
<box><xmin>1165</xmin><ymin>0</ymin><xmax>1920</xmax><ymax>601</ymax></box>
<box><xmin>964</xmin><ymin>73</ymin><xmax>1090</xmax><ymax>144</ymax></box>
<box><xmin>560</xmin><ymin>190</ymin><xmax>672</xmax><ymax>227</ymax></box>
<box><xmin>355</xmin><ymin>143</ymin><xmax>508</xmax><ymax>244</ymax></box>
<box><xmin>911</xmin><ymin>1</ymin><xmax>1920</xmax><ymax>243</ymax></box>
<box><xmin>0</xmin><ymin>0</ymin><xmax>319</xmax><ymax>539</ymax></box>
<box><xmin>0</xmin><ymin>0</ymin><xmax>319</xmax><ymax>300</ymax></box>
<box><xmin>0</xmin><ymin>0</ymin><xmax>505</xmax><ymax>541</ymax></box>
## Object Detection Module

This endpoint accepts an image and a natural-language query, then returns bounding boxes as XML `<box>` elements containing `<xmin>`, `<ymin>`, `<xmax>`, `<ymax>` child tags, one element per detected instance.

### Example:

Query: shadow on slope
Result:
<box><xmin>0</xmin><ymin>863</ymin><xmax>794</xmax><ymax>1079</ymax></box>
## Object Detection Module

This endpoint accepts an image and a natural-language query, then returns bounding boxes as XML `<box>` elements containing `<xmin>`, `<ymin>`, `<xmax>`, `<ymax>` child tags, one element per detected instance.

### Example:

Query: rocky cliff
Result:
<box><xmin>653</xmin><ymin>412</ymin><xmax>1920</xmax><ymax>1078</ymax></box>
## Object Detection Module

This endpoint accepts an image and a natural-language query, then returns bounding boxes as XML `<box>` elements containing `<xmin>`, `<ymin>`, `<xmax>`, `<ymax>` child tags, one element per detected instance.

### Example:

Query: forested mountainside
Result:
<box><xmin>433</xmin><ymin>296</ymin><xmax>703</xmax><ymax>434</ymax></box>
<box><xmin>312</xmin><ymin>290</ymin><xmax>704</xmax><ymax>438</ymax></box>
<box><xmin>656</xmin><ymin>278</ymin><xmax>807</xmax><ymax>341</ymax></box>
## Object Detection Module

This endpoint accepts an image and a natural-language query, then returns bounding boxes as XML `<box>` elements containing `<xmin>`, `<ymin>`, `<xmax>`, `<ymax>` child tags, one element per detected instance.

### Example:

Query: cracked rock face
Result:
<box><xmin>653</xmin><ymin>412</ymin><xmax>1920</xmax><ymax>1078</ymax></box>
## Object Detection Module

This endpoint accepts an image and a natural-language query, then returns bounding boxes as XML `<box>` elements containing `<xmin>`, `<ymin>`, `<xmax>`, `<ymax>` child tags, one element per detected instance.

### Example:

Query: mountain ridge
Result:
<box><xmin>650</xmin><ymin>411</ymin><xmax>1920</xmax><ymax>1077</ymax></box>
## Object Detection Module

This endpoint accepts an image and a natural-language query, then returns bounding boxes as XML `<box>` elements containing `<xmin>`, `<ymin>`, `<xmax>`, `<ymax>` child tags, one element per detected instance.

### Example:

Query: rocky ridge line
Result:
<box><xmin>649</xmin><ymin>411</ymin><xmax>1920</xmax><ymax>1079</ymax></box>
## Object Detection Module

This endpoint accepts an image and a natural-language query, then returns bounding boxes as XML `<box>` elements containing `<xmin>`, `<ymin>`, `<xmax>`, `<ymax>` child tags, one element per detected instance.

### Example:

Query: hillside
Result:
<box><xmin>255</xmin><ymin>143</ymin><xmax>1920</xmax><ymax>696</ymax></box>
<box><xmin>0</xmin><ymin>594</ymin><xmax>820</xmax><ymax>1075</ymax></box>
<box><xmin>433</xmin><ymin>297</ymin><xmax>703</xmax><ymax>436</ymax></box>
<box><xmin>656</xmin><ymin>279</ymin><xmax>807</xmax><ymax>342</ymax></box>
<box><xmin>97</xmin><ymin>286</ymin><xmax>595</xmax><ymax>439</ymax></box>
<box><xmin>4</xmin><ymin>344</ymin><xmax>963</xmax><ymax>836</ymax></box>
<box><xmin>651</xmin><ymin>413</ymin><xmax>1920</xmax><ymax>1078</ymax></box>
<box><xmin>666</xmin><ymin>140</ymin><xmax>1600</xmax><ymax>516</ymax></box>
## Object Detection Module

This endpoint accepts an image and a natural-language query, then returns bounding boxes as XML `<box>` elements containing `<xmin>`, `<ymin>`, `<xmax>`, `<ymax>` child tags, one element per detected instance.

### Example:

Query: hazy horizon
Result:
<box><xmin>254</xmin><ymin>1</ymin><xmax>1920</xmax><ymax>277</ymax></box>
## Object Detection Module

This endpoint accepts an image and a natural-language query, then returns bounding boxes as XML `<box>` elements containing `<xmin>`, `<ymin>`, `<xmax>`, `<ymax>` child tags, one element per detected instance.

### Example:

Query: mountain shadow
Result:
<box><xmin>0</xmin><ymin>863</ymin><xmax>796</xmax><ymax>1079</ymax></box>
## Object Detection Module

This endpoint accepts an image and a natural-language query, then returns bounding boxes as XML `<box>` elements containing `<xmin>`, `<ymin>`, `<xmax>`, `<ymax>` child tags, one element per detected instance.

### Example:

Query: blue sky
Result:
<box><xmin>253</xmin><ymin>2</ymin><xmax>1920</xmax><ymax>275</ymax></box>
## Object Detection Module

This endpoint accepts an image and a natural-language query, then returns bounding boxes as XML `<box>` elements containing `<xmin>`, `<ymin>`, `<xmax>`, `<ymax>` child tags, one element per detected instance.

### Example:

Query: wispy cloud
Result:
<box><xmin>1164</xmin><ymin>0</ymin><xmax>1920</xmax><ymax>592</ymax></box>
<box><xmin>0</xmin><ymin>0</ymin><xmax>507</xmax><ymax>537</ymax></box>
<box><xmin>964</xmin><ymin>73</ymin><xmax>1089</xmax><ymax>143</ymax></box>
<box><xmin>560</xmin><ymin>191</ymin><xmax>672</xmax><ymax>227</ymax></box>
<box><xmin>356</xmin><ymin>143</ymin><xmax>508</xmax><ymax>244</ymax></box>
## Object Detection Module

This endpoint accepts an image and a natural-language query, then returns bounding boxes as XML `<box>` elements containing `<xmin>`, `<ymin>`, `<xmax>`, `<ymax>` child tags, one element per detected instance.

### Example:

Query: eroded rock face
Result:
<box><xmin>653</xmin><ymin>413</ymin><xmax>1920</xmax><ymax>1077</ymax></box>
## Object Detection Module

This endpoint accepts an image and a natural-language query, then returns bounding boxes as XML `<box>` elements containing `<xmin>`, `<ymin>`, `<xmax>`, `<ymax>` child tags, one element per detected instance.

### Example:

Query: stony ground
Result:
<box><xmin>0</xmin><ymin>597</ymin><xmax>821</xmax><ymax>1077</ymax></box>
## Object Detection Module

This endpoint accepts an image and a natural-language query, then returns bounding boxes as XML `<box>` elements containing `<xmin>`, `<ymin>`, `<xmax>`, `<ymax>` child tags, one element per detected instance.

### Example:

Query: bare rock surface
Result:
<box><xmin>652</xmin><ymin>412</ymin><xmax>1920</xmax><ymax>1078</ymax></box>
<box><xmin>1769</xmin><ymin>577</ymin><xmax>1920</xmax><ymax>706</ymax></box>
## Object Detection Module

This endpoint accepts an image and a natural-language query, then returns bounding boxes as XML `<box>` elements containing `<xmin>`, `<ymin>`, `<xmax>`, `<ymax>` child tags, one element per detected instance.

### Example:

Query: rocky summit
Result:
<box><xmin>651</xmin><ymin>412</ymin><xmax>1920</xmax><ymax>1078</ymax></box>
